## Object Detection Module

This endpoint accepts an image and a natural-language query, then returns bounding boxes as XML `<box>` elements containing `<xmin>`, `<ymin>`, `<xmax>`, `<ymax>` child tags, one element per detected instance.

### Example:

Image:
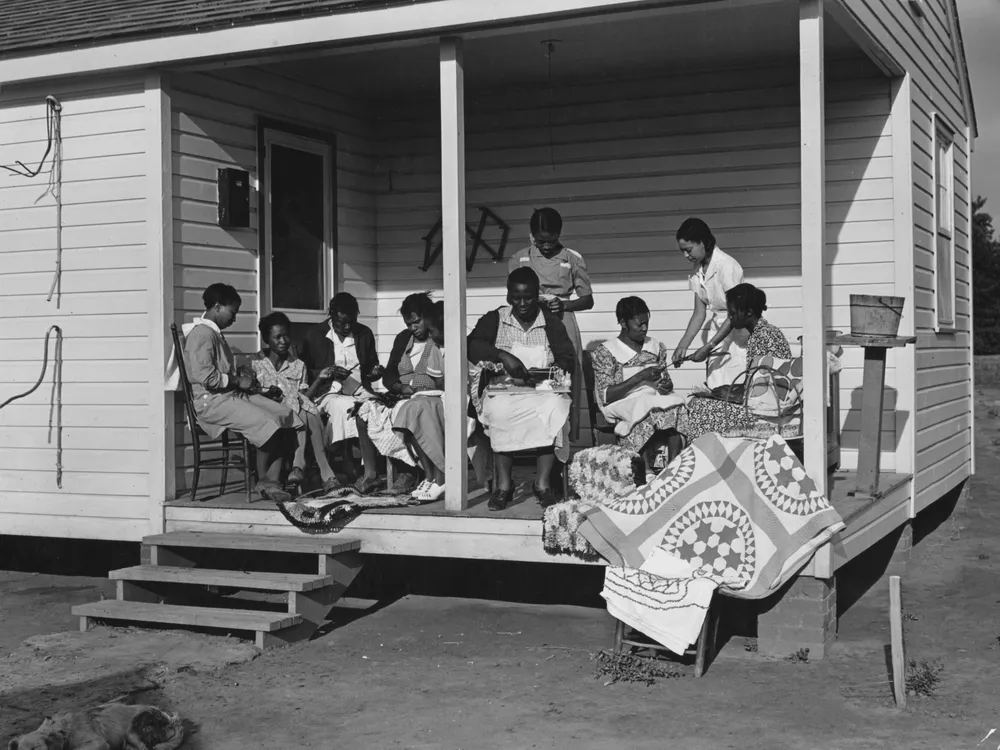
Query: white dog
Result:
<box><xmin>8</xmin><ymin>703</ymin><xmax>184</xmax><ymax>750</ymax></box>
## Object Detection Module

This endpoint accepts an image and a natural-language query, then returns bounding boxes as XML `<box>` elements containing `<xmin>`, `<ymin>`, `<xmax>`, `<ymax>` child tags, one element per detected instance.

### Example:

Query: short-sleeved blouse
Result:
<box><xmin>508</xmin><ymin>245</ymin><xmax>592</xmax><ymax>300</ymax></box>
<box><xmin>746</xmin><ymin>318</ymin><xmax>791</xmax><ymax>361</ymax></box>
<box><xmin>688</xmin><ymin>246</ymin><xmax>744</xmax><ymax>315</ymax></box>
<box><xmin>249</xmin><ymin>351</ymin><xmax>318</xmax><ymax>416</ymax></box>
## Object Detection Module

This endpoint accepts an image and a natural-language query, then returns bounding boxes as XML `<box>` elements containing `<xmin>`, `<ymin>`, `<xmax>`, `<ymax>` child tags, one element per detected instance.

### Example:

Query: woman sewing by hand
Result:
<box><xmin>670</xmin><ymin>217</ymin><xmax>747</xmax><ymax>389</ymax></box>
<box><xmin>592</xmin><ymin>296</ymin><xmax>685</xmax><ymax>478</ymax></box>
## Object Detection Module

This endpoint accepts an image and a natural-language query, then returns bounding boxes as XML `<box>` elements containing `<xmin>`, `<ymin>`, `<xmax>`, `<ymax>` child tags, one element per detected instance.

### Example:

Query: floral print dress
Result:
<box><xmin>678</xmin><ymin>317</ymin><xmax>791</xmax><ymax>441</ymax></box>
<box><xmin>591</xmin><ymin>337</ymin><xmax>683</xmax><ymax>454</ymax></box>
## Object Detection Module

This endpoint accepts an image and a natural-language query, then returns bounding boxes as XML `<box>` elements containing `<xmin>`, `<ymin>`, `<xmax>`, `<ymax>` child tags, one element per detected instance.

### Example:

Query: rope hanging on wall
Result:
<box><xmin>0</xmin><ymin>325</ymin><xmax>64</xmax><ymax>488</ymax></box>
<box><xmin>1</xmin><ymin>95</ymin><xmax>64</xmax><ymax>307</ymax></box>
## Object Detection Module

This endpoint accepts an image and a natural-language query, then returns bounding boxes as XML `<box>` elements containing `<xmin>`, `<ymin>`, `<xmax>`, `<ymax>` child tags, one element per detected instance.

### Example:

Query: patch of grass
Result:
<box><xmin>988</xmin><ymin>408</ymin><xmax>999</xmax><ymax>418</ymax></box>
<box><xmin>784</xmin><ymin>647</ymin><xmax>810</xmax><ymax>663</ymax></box>
<box><xmin>979</xmin><ymin>553</ymin><xmax>991</xmax><ymax>560</ymax></box>
<box><xmin>905</xmin><ymin>659</ymin><xmax>943</xmax><ymax>697</ymax></box>
<box><xmin>591</xmin><ymin>649</ymin><xmax>685</xmax><ymax>686</ymax></box>
<box><xmin>744</xmin><ymin>639</ymin><xmax>758</xmax><ymax>653</ymax></box>
<box><xmin>902</xmin><ymin>612</ymin><xmax>920</xmax><ymax>622</ymax></box>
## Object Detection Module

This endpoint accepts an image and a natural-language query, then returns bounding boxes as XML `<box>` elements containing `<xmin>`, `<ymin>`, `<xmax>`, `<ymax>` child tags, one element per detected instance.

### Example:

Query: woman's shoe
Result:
<box><xmin>353</xmin><ymin>475</ymin><xmax>381</xmax><ymax>495</ymax></box>
<box><xmin>322</xmin><ymin>476</ymin><xmax>343</xmax><ymax>495</ymax></box>
<box><xmin>533</xmin><ymin>483</ymin><xmax>559</xmax><ymax>509</ymax></box>
<box><xmin>287</xmin><ymin>467</ymin><xmax>305</xmax><ymax>486</ymax></box>
<box><xmin>422</xmin><ymin>482</ymin><xmax>445</xmax><ymax>502</ymax></box>
<box><xmin>254</xmin><ymin>481</ymin><xmax>292</xmax><ymax>504</ymax></box>
<box><xmin>410</xmin><ymin>480</ymin><xmax>432</xmax><ymax>500</ymax></box>
<box><xmin>487</xmin><ymin>487</ymin><xmax>514</xmax><ymax>512</ymax></box>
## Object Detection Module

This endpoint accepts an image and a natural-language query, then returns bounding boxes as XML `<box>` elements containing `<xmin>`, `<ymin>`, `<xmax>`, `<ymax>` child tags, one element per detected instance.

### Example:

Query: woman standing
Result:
<box><xmin>507</xmin><ymin>207</ymin><xmax>592</xmax><ymax>441</ymax></box>
<box><xmin>670</xmin><ymin>217</ymin><xmax>747</xmax><ymax>389</ymax></box>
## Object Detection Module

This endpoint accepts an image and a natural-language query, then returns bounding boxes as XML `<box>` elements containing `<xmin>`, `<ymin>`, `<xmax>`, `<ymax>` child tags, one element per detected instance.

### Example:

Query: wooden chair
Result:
<box><xmin>613</xmin><ymin>591</ymin><xmax>722</xmax><ymax>677</ymax></box>
<box><xmin>170</xmin><ymin>323</ymin><xmax>253</xmax><ymax>503</ymax></box>
<box><xmin>581</xmin><ymin>349</ymin><xmax>618</xmax><ymax>447</ymax></box>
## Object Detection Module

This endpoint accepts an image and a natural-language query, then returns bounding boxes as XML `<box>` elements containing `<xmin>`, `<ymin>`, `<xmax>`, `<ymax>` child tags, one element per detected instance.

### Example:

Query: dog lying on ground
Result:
<box><xmin>8</xmin><ymin>703</ymin><xmax>184</xmax><ymax>750</ymax></box>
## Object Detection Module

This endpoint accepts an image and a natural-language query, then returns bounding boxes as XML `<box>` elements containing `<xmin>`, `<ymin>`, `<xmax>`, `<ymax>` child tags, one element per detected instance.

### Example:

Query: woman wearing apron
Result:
<box><xmin>507</xmin><ymin>207</ymin><xmax>592</xmax><ymax>441</ymax></box>
<box><xmin>670</xmin><ymin>217</ymin><xmax>747</xmax><ymax>389</ymax></box>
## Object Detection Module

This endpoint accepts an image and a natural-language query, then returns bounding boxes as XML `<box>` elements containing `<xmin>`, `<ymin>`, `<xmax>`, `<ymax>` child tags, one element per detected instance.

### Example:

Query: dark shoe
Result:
<box><xmin>255</xmin><ymin>481</ymin><xmax>292</xmax><ymax>504</ymax></box>
<box><xmin>390</xmin><ymin>470</ymin><xmax>420</xmax><ymax>495</ymax></box>
<box><xmin>322</xmin><ymin>476</ymin><xmax>343</xmax><ymax>495</ymax></box>
<box><xmin>354</xmin><ymin>475</ymin><xmax>381</xmax><ymax>495</ymax></box>
<box><xmin>488</xmin><ymin>487</ymin><xmax>514</xmax><ymax>512</ymax></box>
<box><xmin>533</xmin><ymin>483</ymin><xmax>559</xmax><ymax>509</ymax></box>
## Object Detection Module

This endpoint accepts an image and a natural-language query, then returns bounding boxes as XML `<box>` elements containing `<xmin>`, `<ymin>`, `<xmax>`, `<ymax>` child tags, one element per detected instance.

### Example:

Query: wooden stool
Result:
<box><xmin>612</xmin><ymin>592</ymin><xmax>721</xmax><ymax>677</ymax></box>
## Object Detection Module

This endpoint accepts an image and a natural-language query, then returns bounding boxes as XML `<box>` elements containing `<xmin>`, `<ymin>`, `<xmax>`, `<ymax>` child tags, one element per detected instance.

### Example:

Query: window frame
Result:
<box><xmin>257</xmin><ymin>120</ymin><xmax>338</xmax><ymax>323</ymax></box>
<box><xmin>931</xmin><ymin>112</ymin><xmax>956</xmax><ymax>331</ymax></box>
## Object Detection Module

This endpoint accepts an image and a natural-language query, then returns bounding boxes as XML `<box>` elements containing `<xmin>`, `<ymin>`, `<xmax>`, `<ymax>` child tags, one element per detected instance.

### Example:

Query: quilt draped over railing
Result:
<box><xmin>574</xmin><ymin>433</ymin><xmax>844</xmax><ymax>654</ymax></box>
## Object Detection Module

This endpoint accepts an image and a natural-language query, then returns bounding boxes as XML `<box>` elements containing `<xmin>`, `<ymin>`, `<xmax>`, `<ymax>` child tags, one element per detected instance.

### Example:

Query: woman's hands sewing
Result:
<box><xmin>317</xmin><ymin>365</ymin><xmax>352</xmax><ymax>383</ymax></box>
<box><xmin>368</xmin><ymin>364</ymin><xmax>385</xmax><ymax>381</ymax></box>
<box><xmin>632</xmin><ymin>365</ymin><xmax>673</xmax><ymax>395</ymax></box>
<box><xmin>671</xmin><ymin>346</ymin><xmax>687</xmax><ymax>367</ymax></box>
<box><xmin>545</xmin><ymin>297</ymin><xmax>565</xmax><ymax>318</ymax></box>
<box><xmin>497</xmin><ymin>350</ymin><xmax>530</xmax><ymax>381</ymax></box>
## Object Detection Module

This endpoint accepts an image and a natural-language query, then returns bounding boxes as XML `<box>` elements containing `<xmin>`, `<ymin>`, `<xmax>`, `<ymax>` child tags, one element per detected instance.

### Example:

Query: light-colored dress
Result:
<box><xmin>509</xmin><ymin>245</ymin><xmax>591</xmax><ymax>441</ymax></box>
<box><xmin>475</xmin><ymin>306</ymin><xmax>572</xmax><ymax>463</ymax></box>
<box><xmin>689</xmin><ymin>246</ymin><xmax>747</xmax><ymax>389</ymax></box>
<box><xmin>359</xmin><ymin>336</ymin><xmax>443</xmax><ymax>467</ymax></box>
<box><xmin>592</xmin><ymin>337</ymin><xmax>685</xmax><ymax>454</ymax></box>
<box><xmin>248</xmin><ymin>351</ymin><xmax>320</xmax><ymax>417</ymax></box>
<box><xmin>315</xmin><ymin>330</ymin><xmax>365</xmax><ymax>444</ymax></box>
<box><xmin>182</xmin><ymin>318</ymin><xmax>301</xmax><ymax>448</ymax></box>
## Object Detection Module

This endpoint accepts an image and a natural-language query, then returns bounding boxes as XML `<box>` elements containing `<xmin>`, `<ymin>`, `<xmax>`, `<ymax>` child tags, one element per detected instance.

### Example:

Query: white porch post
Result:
<box><xmin>440</xmin><ymin>37</ymin><xmax>469</xmax><ymax>511</ymax></box>
<box><xmin>800</xmin><ymin>0</ymin><xmax>828</xmax><ymax>497</ymax></box>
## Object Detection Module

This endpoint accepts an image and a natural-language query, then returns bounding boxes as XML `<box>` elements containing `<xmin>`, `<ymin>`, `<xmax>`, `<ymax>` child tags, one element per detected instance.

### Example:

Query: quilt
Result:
<box><xmin>580</xmin><ymin>433</ymin><xmax>844</xmax><ymax>599</ymax></box>
<box><xmin>581</xmin><ymin>433</ymin><xmax>844</xmax><ymax>654</ymax></box>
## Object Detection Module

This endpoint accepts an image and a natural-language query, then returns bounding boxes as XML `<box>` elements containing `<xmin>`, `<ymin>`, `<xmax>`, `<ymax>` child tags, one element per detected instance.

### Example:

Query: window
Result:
<box><xmin>262</xmin><ymin>128</ymin><xmax>335</xmax><ymax>318</ymax></box>
<box><xmin>933</xmin><ymin>116</ymin><xmax>955</xmax><ymax>329</ymax></box>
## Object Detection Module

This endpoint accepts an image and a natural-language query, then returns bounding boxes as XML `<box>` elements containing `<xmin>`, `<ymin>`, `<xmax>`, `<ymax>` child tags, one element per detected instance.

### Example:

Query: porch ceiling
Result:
<box><xmin>271</xmin><ymin>1</ymin><xmax>862</xmax><ymax>100</ymax></box>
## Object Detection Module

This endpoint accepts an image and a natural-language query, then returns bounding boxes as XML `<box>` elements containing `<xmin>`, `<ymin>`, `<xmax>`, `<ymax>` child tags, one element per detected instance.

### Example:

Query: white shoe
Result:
<box><xmin>422</xmin><ymin>482</ymin><xmax>445</xmax><ymax>502</ymax></box>
<box><xmin>411</xmin><ymin>480</ymin><xmax>432</xmax><ymax>499</ymax></box>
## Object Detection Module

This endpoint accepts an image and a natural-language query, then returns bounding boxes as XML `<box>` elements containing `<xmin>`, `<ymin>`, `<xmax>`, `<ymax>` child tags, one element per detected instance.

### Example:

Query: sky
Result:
<box><xmin>959</xmin><ymin>0</ymin><xmax>1000</xmax><ymax>207</ymax></box>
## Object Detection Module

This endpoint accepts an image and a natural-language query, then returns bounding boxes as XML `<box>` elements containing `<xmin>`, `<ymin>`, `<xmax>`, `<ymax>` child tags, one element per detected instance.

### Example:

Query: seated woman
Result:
<box><xmin>300</xmin><ymin>292</ymin><xmax>384</xmax><ymax>481</ymax></box>
<box><xmin>183</xmin><ymin>283</ymin><xmax>301</xmax><ymax>502</ymax></box>
<box><xmin>592</xmin><ymin>296</ymin><xmax>686</xmax><ymax>478</ymax></box>
<box><xmin>391</xmin><ymin>301</ymin><xmax>448</xmax><ymax>502</ymax></box>
<box><xmin>678</xmin><ymin>283</ymin><xmax>792</xmax><ymax>441</ymax></box>
<box><xmin>249</xmin><ymin>312</ymin><xmax>341</xmax><ymax>495</ymax></box>
<box><xmin>354</xmin><ymin>292</ymin><xmax>443</xmax><ymax>495</ymax></box>
<box><xmin>467</xmin><ymin>267</ymin><xmax>576</xmax><ymax>511</ymax></box>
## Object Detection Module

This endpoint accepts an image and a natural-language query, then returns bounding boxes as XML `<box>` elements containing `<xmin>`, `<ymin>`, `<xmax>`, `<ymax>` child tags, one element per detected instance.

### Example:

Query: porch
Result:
<box><xmin>161</xmin><ymin>0</ymin><xmax>917</xmax><ymax>578</ymax></box>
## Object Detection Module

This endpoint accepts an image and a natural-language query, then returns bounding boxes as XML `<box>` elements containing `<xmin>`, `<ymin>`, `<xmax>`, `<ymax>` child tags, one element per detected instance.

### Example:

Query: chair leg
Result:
<box><xmin>613</xmin><ymin>618</ymin><xmax>626</xmax><ymax>655</ymax></box>
<box><xmin>561</xmin><ymin>461</ymin><xmax>570</xmax><ymax>501</ymax></box>
<box><xmin>190</xmin><ymin>441</ymin><xmax>201</xmax><ymax>503</ymax></box>
<box><xmin>694</xmin><ymin>597</ymin><xmax>717</xmax><ymax>678</ymax></box>
<box><xmin>243</xmin><ymin>438</ymin><xmax>252</xmax><ymax>503</ymax></box>
<box><xmin>219</xmin><ymin>432</ymin><xmax>230</xmax><ymax>498</ymax></box>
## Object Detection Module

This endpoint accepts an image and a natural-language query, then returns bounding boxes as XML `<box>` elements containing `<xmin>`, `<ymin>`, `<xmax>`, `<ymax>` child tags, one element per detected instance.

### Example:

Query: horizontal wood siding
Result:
<box><xmin>0</xmin><ymin>77</ymin><xmax>151</xmax><ymax>540</ymax></box>
<box><xmin>373</xmin><ymin>58</ymin><xmax>896</xmax><ymax>467</ymax></box>
<box><xmin>170</xmin><ymin>68</ymin><xmax>377</xmax><ymax>495</ymax></box>
<box><xmin>843</xmin><ymin>0</ymin><xmax>972</xmax><ymax>507</ymax></box>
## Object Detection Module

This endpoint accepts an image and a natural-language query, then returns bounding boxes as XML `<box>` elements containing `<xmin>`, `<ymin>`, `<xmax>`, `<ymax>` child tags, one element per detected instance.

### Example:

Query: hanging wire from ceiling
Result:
<box><xmin>542</xmin><ymin>39</ymin><xmax>560</xmax><ymax>171</ymax></box>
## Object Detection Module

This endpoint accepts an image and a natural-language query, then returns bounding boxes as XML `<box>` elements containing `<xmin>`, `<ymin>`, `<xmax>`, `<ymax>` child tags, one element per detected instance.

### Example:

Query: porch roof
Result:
<box><xmin>0</xmin><ymin>0</ymin><xmax>429</xmax><ymax>57</ymax></box>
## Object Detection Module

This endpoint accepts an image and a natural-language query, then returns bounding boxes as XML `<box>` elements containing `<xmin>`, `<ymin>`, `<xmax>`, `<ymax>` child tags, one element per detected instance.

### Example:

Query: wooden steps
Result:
<box><xmin>74</xmin><ymin>531</ymin><xmax>364</xmax><ymax>649</ymax></box>
<box><xmin>109</xmin><ymin>566</ymin><xmax>334</xmax><ymax>592</ymax></box>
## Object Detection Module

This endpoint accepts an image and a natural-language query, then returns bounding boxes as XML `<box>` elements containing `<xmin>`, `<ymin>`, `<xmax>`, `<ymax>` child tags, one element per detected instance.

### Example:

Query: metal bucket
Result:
<box><xmin>849</xmin><ymin>295</ymin><xmax>904</xmax><ymax>336</ymax></box>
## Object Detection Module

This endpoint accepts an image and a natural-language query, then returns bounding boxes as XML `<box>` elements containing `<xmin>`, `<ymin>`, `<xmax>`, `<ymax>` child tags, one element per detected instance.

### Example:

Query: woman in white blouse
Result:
<box><xmin>670</xmin><ymin>217</ymin><xmax>748</xmax><ymax>389</ymax></box>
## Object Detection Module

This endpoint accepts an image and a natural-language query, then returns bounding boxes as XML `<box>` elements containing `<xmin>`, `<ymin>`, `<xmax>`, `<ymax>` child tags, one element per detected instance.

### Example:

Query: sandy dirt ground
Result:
<box><xmin>3</xmin><ymin>392</ymin><xmax>1000</xmax><ymax>749</ymax></box>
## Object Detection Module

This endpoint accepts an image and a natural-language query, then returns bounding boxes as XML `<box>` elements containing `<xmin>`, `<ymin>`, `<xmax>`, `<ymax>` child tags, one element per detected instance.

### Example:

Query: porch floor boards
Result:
<box><xmin>167</xmin><ymin>470</ymin><xmax>910</xmax><ymax>523</ymax></box>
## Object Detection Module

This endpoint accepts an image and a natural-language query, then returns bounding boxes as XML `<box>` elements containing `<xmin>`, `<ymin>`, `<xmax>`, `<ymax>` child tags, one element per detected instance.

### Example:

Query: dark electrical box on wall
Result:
<box><xmin>217</xmin><ymin>168</ymin><xmax>251</xmax><ymax>228</ymax></box>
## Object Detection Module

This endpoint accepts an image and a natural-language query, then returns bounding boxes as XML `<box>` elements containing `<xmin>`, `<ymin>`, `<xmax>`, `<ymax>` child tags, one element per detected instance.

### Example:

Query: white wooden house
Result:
<box><xmin>0</xmin><ymin>0</ymin><xmax>976</xmax><ymax>652</ymax></box>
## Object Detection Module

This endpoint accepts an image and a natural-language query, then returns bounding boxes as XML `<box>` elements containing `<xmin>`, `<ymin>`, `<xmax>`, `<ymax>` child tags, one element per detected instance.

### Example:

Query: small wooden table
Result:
<box><xmin>827</xmin><ymin>333</ymin><xmax>916</xmax><ymax>499</ymax></box>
